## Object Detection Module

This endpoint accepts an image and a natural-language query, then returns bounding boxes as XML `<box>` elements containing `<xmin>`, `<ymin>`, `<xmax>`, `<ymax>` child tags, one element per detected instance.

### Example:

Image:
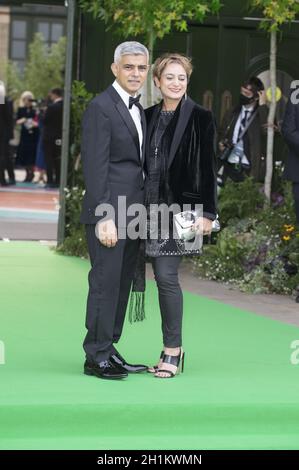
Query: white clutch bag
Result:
<box><xmin>173</xmin><ymin>211</ymin><xmax>220</xmax><ymax>241</ymax></box>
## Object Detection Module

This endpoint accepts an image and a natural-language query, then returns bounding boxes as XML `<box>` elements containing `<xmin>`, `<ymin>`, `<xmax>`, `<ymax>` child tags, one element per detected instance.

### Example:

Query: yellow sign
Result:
<box><xmin>266</xmin><ymin>86</ymin><xmax>282</xmax><ymax>102</ymax></box>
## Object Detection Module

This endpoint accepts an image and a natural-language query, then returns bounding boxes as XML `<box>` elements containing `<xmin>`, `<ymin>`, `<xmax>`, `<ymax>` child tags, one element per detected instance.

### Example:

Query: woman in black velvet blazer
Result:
<box><xmin>145</xmin><ymin>53</ymin><xmax>217</xmax><ymax>378</ymax></box>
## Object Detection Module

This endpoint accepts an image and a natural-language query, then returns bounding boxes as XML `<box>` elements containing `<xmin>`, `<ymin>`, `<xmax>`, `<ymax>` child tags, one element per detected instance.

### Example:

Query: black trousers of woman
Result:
<box><xmin>151</xmin><ymin>256</ymin><xmax>183</xmax><ymax>348</ymax></box>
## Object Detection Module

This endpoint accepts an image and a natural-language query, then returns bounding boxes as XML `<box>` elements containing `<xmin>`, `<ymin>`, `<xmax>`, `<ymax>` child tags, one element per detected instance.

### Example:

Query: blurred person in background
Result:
<box><xmin>42</xmin><ymin>88</ymin><xmax>63</xmax><ymax>188</ymax></box>
<box><xmin>34</xmin><ymin>98</ymin><xmax>48</xmax><ymax>185</ymax></box>
<box><xmin>282</xmin><ymin>88</ymin><xmax>299</xmax><ymax>225</ymax></box>
<box><xmin>0</xmin><ymin>83</ymin><xmax>15</xmax><ymax>186</ymax></box>
<box><xmin>16</xmin><ymin>91</ymin><xmax>39</xmax><ymax>183</ymax></box>
<box><xmin>218</xmin><ymin>76</ymin><xmax>268</xmax><ymax>186</ymax></box>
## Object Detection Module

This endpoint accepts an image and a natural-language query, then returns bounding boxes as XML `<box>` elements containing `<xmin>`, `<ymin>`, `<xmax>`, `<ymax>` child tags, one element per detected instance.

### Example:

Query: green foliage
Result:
<box><xmin>218</xmin><ymin>177</ymin><xmax>265</xmax><ymax>226</ymax></box>
<box><xmin>5</xmin><ymin>61</ymin><xmax>23</xmax><ymax>101</ymax></box>
<box><xmin>56</xmin><ymin>81</ymin><xmax>94</xmax><ymax>258</ymax></box>
<box><xmin>56</xmin><ymin>228</ymin><xmax>88</xmax><ymax>258</ymax></box>
<box><xmin>193</xmin><ymin>178</ymin><xmax>299</xmax><ymax>294</ymax></box>
<box><xmin>24</xmin><ymin>33</ymin><xmax>66</xmax><ymax>99</ymax></box>
<box><xmin>79</xmin><ymin>0</ymin><xmax>221</xmax><ymax>43</ymax></box>
<box><xmin>65</xmin><ymin>81</ymin><xmax>94</xmax><ymax>192</ymax></box>
<box><xmin>251</xmin><ymin>0</ymin><xmax>299</xmax><ymax>31</ymax></box>
<box><xmin>79</xmin><ymin>1</ymin><xmax>222</xmax><ymax>106</ymax></box>
<box><xmin>70</xmin><ymin>81</ymin><xmax>94</xmax><ymax>162</ymax></box>
<box><xmin>56</xmin><ymin>185</ymin><xmax>88</xmax><ymax>259</ymax></box>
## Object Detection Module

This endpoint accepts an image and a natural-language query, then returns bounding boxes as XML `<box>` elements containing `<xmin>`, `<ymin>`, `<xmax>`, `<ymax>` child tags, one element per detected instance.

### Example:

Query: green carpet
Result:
<box><xmin>0</xmin><ymin>242</ymin><xmax>299</xmax><ymax>450</ymax></box>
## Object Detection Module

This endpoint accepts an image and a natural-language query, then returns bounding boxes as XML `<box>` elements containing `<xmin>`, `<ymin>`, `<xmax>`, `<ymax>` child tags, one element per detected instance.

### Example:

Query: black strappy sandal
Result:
<box><xmin>154</xmin><ymin>349</ymin><xmax>185</xmax><ymax>379</ymax></box>
<box><xmin>147</xmin><ymin>350</ymin><xmax>164</xmax><ymax>373</ymax></box>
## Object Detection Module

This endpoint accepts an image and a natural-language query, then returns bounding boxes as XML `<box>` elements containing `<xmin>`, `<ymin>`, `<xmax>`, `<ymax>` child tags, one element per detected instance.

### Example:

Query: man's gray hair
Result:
<box><xmin>114</xmin><ymin>41</ymin><xmax>149</xmax><ymax>63</ymax></box>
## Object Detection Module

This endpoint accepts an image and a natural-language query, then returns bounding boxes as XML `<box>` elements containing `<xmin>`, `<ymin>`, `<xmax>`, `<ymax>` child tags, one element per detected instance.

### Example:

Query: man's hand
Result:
<box><xmin>258</xmin><ymin>90</ymin><xmax>267</xmax><ymax>106</ymax></box>
<box><xmin>96</xmin><ymin>219</ymin><xmax>118</xmax><ymax>248</ymax></box>
<box><xmin>218</xmin><ymin>141</ymin><xmax>226</xmax><ymax>152</ymax></box>
<box><xmin>193</xmin><ymin>217</ymin><xmax>213</xmax><ymax>236</ymax></box>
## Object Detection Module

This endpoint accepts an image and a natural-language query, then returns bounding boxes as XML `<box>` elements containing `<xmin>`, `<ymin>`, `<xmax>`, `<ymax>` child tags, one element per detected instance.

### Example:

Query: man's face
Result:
<box><xmin>241</xmin><ymin>85</ymin><xmax>255</xmax><ymax>100</ymax></box>
<box><xmin>111</xmin><ymin>54</ymin><xmax>149</xmax><ymax>95</ymax></box>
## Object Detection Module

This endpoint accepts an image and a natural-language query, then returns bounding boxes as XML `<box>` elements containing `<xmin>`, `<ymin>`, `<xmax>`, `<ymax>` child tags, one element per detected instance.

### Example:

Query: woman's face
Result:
<box><xmin>155</xmin><ymin>62</ymin><xmax>188</xmax><ymax>102</ymax></box>
<box><xmin>24</xmin><ymin>97</ymin><xmax>32</xmax><ymax>107</ymax></box>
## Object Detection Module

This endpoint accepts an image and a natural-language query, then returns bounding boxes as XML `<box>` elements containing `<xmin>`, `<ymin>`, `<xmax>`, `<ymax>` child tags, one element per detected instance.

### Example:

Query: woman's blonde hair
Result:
<box><xmin>19</xmin><ymin>91</ymin><xmax>34</xmax><ymax>107</ymax></box>
<box><xmin>152</xmin><ymin>53</ymin><xmax>193</xmax><ymax>82</ymax></box>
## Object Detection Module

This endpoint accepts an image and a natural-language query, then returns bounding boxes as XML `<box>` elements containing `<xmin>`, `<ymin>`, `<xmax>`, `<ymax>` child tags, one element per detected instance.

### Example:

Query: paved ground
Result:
<box><xmin>0</xmin><ymin>170</ymin><xmax>59</xmax><ymax>240</ymax></box>
<box><xmin>146</xmin><ymin>261</ymin><xmax>299</xmax><ymax>328</ymax></box>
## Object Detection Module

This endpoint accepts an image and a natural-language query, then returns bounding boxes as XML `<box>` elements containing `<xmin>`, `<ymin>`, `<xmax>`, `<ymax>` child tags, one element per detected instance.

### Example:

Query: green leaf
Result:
<box><xmin>79</xmin><ymin>0</ymin><xmax>222</xmax><ymax>45</ymax></box>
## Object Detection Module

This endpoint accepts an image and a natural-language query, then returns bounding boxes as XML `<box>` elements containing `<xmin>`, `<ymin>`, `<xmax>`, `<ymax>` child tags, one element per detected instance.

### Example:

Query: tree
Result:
<box><xmin>5</xmin><ymin>61</ymin><xmax>23</xmax><ymax>101</ymax></box>
<box><xmin>24</xmin><ymin>33</ymin><xmax>66</xmax><ymax>99</ymax></box>
<box><xmin>5</xmin><ymin>33</ymin><xmax>66</xmax><ymax>102</ymax></box>
<box><xmin>79</xmin><ymin>0</ymin><xmax>221</xmax><ymax>105</ymax></box>
<box><xmin>250</xmin><ymin>0</ymin><xmax>299</xmax><ymax>202</ymax></box>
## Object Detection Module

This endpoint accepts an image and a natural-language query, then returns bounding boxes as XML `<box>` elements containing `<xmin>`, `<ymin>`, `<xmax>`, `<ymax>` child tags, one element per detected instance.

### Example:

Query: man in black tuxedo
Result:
<box><xmin>80</xmin><ymin>42</ymin><xmax>149</xmax><ymax>380</ymax></box>
<box><xmin>43</xmin><ymin>87</ymin><xmax>63</xmax><ymax>188</ymax></box>
<box><xmin>282</xmin><ymin>87</ymin><xmax>299</xmax><ymax>224</ymax></box>
<box><xmin>0</xmin><ymin>87</ymin><xmax>15</xmax><ymax>186</ymax></box>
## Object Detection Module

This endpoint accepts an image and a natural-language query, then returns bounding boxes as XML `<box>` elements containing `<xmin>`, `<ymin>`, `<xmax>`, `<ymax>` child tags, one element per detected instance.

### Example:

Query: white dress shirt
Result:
<box><xmin>112</xmin><ymin>80</ymin><xmax>143</xmax><ymax>159</ymax></box>
<box><xmin>232</xmin><ymin>105</ymin><xmax>254</xmax><ymax>145</ymax></box>
<box><xmin>232</xmin><ymin>105</ymin><xmax>255</xmax><ymax>166</ymax></box>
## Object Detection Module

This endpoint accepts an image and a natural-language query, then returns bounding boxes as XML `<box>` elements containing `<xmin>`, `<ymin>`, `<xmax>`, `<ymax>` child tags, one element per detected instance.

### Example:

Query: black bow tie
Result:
<box><xmin>129</xmin><ymin>94</ymin><xmax>142</xmax><ymax>109</ymax></box>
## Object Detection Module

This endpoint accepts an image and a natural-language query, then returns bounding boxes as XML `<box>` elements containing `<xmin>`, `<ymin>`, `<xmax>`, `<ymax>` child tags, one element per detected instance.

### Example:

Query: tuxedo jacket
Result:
<box><xmin>80</xmin><ymin>85</ymin><xmax>146</xmax><ymax>225</ymax></box>
<box><xmin>43</xmin><ymin>100</ymin><xmax>63</xmax><ymax>142</ymax></box>
<box><xmin>282</xmin><ymin>96</ymin><xmax>299</xmax><ymax>183</ymax></box>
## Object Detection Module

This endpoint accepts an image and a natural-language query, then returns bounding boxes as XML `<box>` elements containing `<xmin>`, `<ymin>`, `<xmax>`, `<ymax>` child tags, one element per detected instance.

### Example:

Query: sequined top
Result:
<box><xmin>145</xmin><ymin>109</ymin><xmax>201</xmax><ymax>258</ymax></box>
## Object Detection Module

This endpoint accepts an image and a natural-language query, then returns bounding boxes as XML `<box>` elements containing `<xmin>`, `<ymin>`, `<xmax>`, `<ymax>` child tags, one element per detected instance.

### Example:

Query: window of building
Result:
<box><xmin>10</xmin><ymin>13</ymin><xmax>66</xmax><ymax>74</ymax></box>
<box><xmin>37</xmin><ymin>21</ymin><xmax>64</xmax><ymax>46</ymax></box>
<box><xmin>11</xmin><ymin>40</ymin><xmax>26</xmax><ymax>59</ymax></box>
<box><xmin>37</xmin><ymin>22</ymin><xmax>50</xmax><ymax>41</ymax></box>
<box><xmin>11</xmin><ymin>20</ymin><xmax>27</xmax><ymax>62</ymax></box>
<box><xmin>12</xmin><ymin>20</ymin><xmax>27</xmax><ymax>40</ymax></box>
<box><xmin>51</xmin><ymin>23</ymin><xmax>63</xmax><ymax>42</ymax></box>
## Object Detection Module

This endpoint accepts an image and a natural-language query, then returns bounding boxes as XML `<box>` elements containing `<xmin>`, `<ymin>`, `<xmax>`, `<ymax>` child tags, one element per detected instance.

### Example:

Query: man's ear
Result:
<box><xmin>111</xmin><ymin>62</ymin><xmax>118</xmax><ymax>77</ymax></box>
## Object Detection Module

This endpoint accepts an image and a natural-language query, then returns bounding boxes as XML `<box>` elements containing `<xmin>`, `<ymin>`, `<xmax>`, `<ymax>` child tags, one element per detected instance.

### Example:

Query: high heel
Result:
<box><xmin>181</xmin><ymin>351</ymin><xmax>185</xmax><ymax>373</ymax></box>
<box><xmin>147</xmin><ymin>350</ymin><xmax>164</xmax><ymax>373</ymax></box>
<box><xmin>154</xmin><ymin>348</ymin><xmax>185</xmax><ymax>379</ymax></box>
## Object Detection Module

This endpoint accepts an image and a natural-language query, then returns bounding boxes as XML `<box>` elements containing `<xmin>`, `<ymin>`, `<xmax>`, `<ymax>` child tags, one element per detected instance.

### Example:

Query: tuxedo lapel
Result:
<box><xmin>107</xmin><ymin>85</ymin><xmax>141</xmax><ymax>158</ymax></box>
<box><xmin>116</xmin><ymin>101</ymin><xmax>141</xmax><ymax>157</ymax></box>
<box><xmin>168</xmin><ymin>97</ymin><xmax>195</xmax><ymax>169</ymax></box>
<box><xmin>139</xmin><ymin>107</ymin><xmax>147</xmax><ymax>168</ymax></box>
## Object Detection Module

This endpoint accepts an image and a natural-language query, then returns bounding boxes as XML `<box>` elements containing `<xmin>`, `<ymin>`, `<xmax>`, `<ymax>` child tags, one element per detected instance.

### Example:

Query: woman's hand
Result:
<box><xmin>16</xmin><ymin>118</ymin><xmax>26</xmax><ymax>125</ymax></box>
<box><xmin>193</xmin><ymin>217</ymin><xmax>213</xmax><ymax>236</ymax></box>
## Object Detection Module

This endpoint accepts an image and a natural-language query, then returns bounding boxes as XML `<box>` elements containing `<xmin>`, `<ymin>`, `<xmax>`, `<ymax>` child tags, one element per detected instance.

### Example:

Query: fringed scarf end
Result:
<box><xmin>128</xmin><ymin>291</ymin><xmax>146</xmax><ymax>323</ymax></box>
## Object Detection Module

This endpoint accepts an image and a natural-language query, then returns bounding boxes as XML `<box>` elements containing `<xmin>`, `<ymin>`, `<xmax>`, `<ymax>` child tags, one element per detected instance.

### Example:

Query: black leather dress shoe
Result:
<box><xmin>110</xmin><ymin>351</ymin><xmax>148</xmax><ymax>373</ymax></box>
<box><xmin>84</xmin><ymin>359</ymin><xmax>128</xmax><ymax>380</ymax></box>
